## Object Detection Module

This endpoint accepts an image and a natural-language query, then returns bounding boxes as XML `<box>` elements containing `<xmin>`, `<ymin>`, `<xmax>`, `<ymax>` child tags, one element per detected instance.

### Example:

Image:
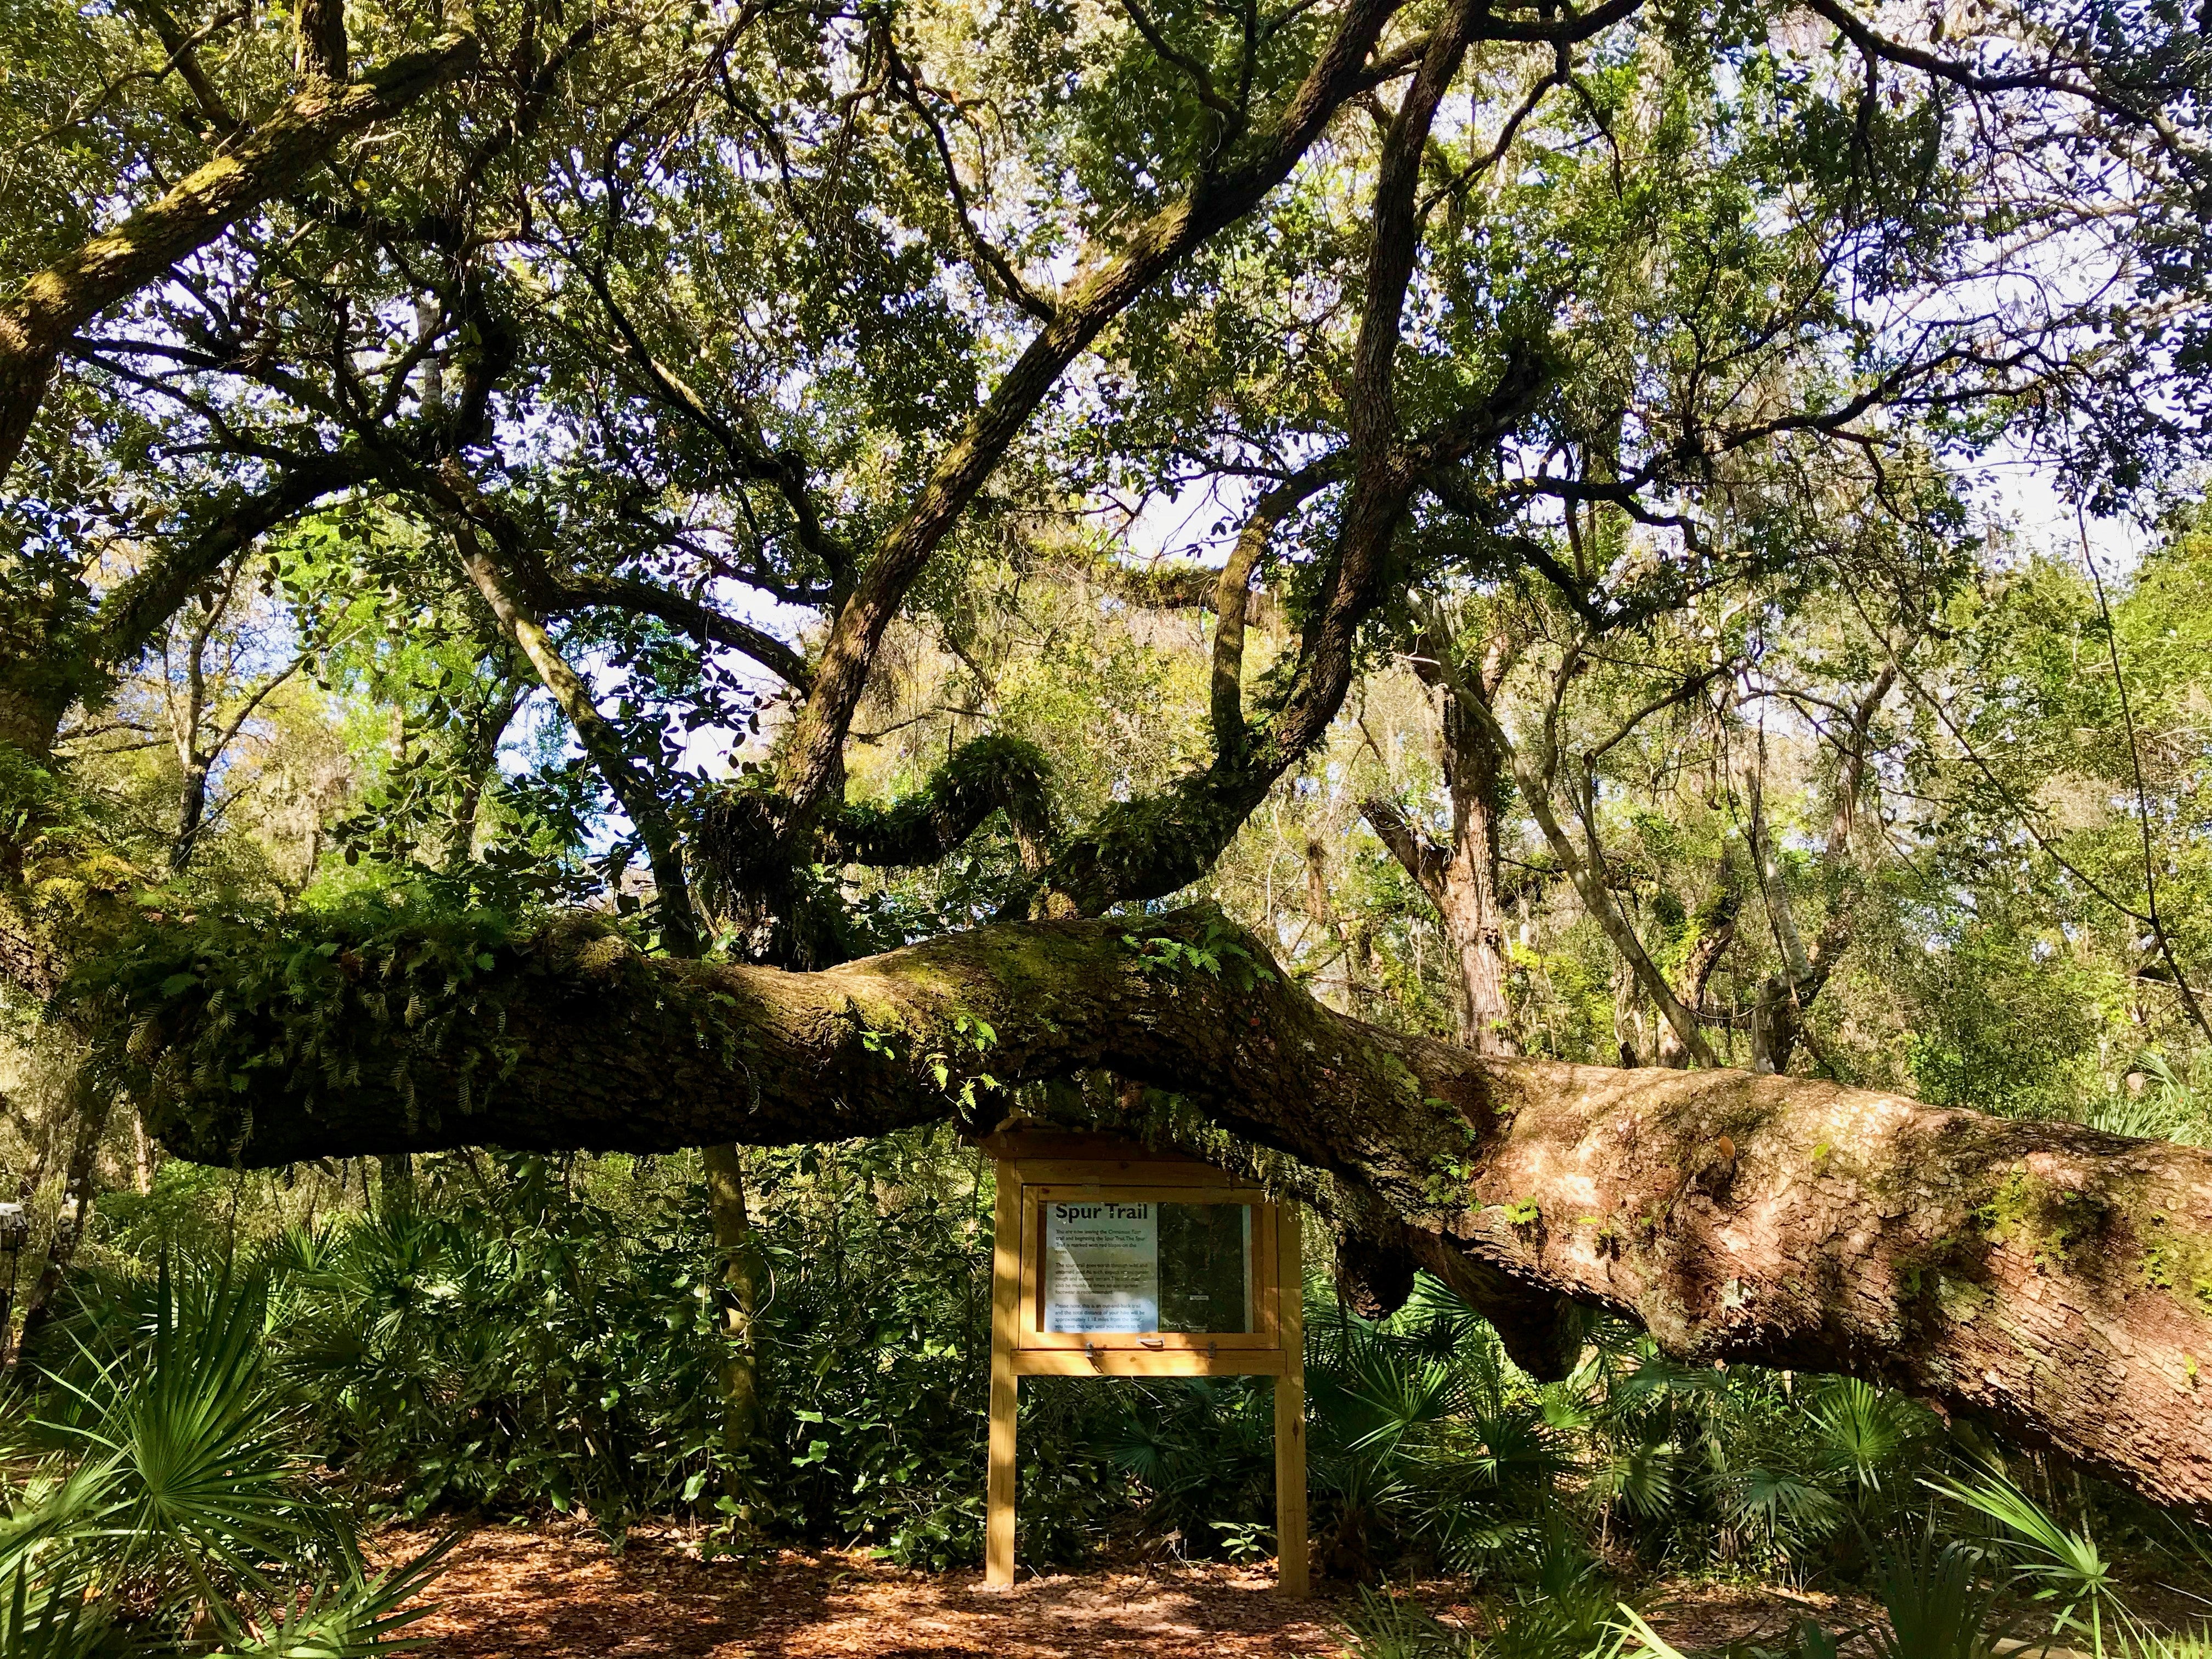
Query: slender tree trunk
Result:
<box><xmin>1657</xmin><ymin>874</ymin><xmax>1742</xmax><ymax>1069</ymax></box>
<box><xmin>0</xmin><ymin>1173</ymin><xmax>35</xmax><ymax>1370</ymax></box>
<box><xmin>377</xmin><ymin>1152</ymin><xmax>415</xmax><ymax>1216</ymax></box>
<box><xmin>450</xmin><ymin>514</ymin><xmax>699</xmax><ymax>955</ymax></box>
<box><xmin>1741</xmin><ymin>669</ymin><xmax>1894</xmax><ymax>1075</ymax></box>
<box><xmin>171</xmin><ymin>759</ymin><xmax>211</xmax><ymax>872</ymax></box>
<box><xmin>1451</xmin><ymin>646</ymin><xmax>1720</xmax><ymax>1067</ymax></box>
<box><xmin>1437</xmin><ymin>684</ymin><xmax>1518</xmax><ymax>1054</ymax></box>
<box><xmin>12</xmin><ymin>1077</ymin><xmax>112</xmax><ymax>1369</ymax></box>
<box><xmin>132</xmin><ymin>1115</ymin><xmax>157</xmax><ymax>1195</ymax></box>
<box><xmin>700</xmin><ymin>1142</ymin><xmax>765</xmax><ymax>1516</ymax></box>
<box><xmin>1363</xmin><ymin>640</ymin><xmax>1519</xmax><ymax>1053</ymax></box>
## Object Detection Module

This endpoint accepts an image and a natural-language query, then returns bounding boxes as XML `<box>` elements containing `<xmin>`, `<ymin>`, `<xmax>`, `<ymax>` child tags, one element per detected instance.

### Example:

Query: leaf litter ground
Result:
<box><xmin>378</xmin><ymin>1523</ymin><xmax>1889</xmax><ymax>1657</ymax></box>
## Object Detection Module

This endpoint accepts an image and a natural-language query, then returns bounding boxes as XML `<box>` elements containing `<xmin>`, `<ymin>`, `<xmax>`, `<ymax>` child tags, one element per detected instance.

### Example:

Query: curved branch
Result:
<box><xmin>0</xmin><ymin>29</ymin><xmax>480</xmax><ymax>479</ymax></box>
<box><xmin>450</xmin><ymin>516</ymin><xmax>701</xmax><ymax>955</ymax></box>
<box><xmin>881</xmin><ymin>32</ymin><xmax>1058</xmax><ymax>323</ymax></box>
<box><xmin>1211</xmin><ymin>460</ymin><xmax>1336</xmax><ymax>760</ymax></box>
<box><xmin>774</xmin><ymin>0</ymin><xmax>1418</xmax><ymax>816</ymax></box>
<box><xmin>535</xmin><ymin>572</ymin><xmax>813</xmax><ymax>692</ymax></box>
<box><xmin>822</xmin><ymin>735</ymin><xmax>1054</xmax><ymax>873</ymax></box>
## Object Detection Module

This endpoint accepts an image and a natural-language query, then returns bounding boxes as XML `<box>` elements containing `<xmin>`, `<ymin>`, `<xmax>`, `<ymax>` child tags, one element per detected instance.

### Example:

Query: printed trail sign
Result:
<box><xmin>1043</xmin><ymin>1202</ymin><xmax>1159</xmax><ymax>1332</ymax></box>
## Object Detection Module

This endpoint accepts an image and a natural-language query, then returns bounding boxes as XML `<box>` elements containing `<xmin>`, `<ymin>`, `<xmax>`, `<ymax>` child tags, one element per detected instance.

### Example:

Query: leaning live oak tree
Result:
<box><xmin>8</xmin><ymin>0</ymin><xmax>2212</xmax><ymax>1527</ymax></box>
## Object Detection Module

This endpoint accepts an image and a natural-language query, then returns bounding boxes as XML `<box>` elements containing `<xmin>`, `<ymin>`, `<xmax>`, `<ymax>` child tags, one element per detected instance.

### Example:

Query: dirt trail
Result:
<box><xmin>379</xmin><ymin>1525</ymin><xmax>1882</xmax><ymax>1658</ymax></box>
<box><xmin>383</xmin><ymin>1527</ymin><xmax>1353</xmax><ymax>1658</ymax></box>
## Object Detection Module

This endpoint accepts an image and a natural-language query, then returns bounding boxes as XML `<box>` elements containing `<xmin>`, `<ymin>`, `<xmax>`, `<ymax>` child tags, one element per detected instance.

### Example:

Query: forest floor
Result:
<box><xmin>379</xmin><ymin>1522</ymin><xmax>1888</xmax><ymax>1657</ymax></box>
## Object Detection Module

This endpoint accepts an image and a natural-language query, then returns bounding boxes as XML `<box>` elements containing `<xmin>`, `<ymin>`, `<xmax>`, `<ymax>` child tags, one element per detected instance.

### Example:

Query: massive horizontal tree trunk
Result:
<box><xmin>99</xmin><ymin>905</ymin><xmax>2212</xmax><ymax>1517</ymax></box>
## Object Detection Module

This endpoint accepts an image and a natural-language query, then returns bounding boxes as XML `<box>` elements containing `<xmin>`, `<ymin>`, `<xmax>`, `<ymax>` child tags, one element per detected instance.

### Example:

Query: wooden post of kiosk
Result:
<box><xmin>980</xmin><ymin>1128</ymin><xmax>1308</xmax><ymax>1595</ymax></box>
<box><xmin>1271</xmin><ymin>1201</ymin><xmax>1307</xmax><ymax>1595</ymax></box>
<box><xmin>985</xmin><ymin>1152</ymin><xmax>1023</xmax><ymax>1587</ymax></box>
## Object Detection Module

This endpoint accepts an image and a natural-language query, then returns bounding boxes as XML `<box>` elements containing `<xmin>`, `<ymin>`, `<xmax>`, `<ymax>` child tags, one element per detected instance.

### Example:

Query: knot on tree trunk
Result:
<box><xmin>1335</xmin><ymin>1229</ymin><xmax>1420</xmax><ymax>1320</ymax></box>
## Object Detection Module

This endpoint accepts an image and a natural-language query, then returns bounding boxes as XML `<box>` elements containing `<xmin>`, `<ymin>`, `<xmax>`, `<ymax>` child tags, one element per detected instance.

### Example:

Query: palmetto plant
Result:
<box><xmin>1342</xmin><ymin>1584</ymin><xmax>1485</xmax><ymax>1659</ymax></box>
<box><xmin>0</xmin><ymin>1262</ymin><xmax>448</xmax><ymax>1655</ymax></box>
<box><xmin>1598</xmin><ymin>1531</ymin><xmax>2007</xmax><ymax>1659</ymax></box>
<box><xmin>1581</xmin><ymin>1347</ymin><xmax>1911</xmax><ymax>1571</ymax></box>
<box><xmin>2090</xmin><ymin>1054</ymin><xmax>2211</xmax><ymax>1147</ymax></box>
<box><xmin>1866</xmin><ymin>1530</ymin><xmax>2004</xmax><ymax>1659</ymax></box>
<box><xmin>1307</xmin><ymin>1277</ymin><xmax>1573</xmax><ymax>1576</ymax></box>
<box><xmin>1339</xmin><ymin>1541</ymin><xmax>1623</xmax><ymax>1659</ymax></box>
<box><xmin>1931</xmin><ymin>1467</ymin><xmax>2140</xmax><ymax>1658</ymax></box>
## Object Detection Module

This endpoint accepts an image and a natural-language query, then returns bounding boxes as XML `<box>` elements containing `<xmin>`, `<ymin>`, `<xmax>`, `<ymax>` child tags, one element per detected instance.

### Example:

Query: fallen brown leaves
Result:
<box><xmin>376</xmin><ymin>1525</ymin><xmax>1355</xmax><ymax>1658</ymax></box>
<box><xmin>373</xmin><ymin>1523</ymin><xmax>1901</xmax><ymax>1658</ymax></box>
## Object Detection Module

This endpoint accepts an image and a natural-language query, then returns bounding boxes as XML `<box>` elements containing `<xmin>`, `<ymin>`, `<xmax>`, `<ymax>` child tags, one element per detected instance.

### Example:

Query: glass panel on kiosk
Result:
<box><xmin>1041</xmin><ymin>1200</ymin><xmax>1252</xmax><ymax>1334</ymax></box>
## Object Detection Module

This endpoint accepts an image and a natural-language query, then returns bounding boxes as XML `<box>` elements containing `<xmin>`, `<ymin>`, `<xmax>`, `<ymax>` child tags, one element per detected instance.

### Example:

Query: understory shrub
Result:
<box><xmin>61</xmin><ymin>1126</ymin><xmax>2212</xmax><ymax>1621</ymax></box>
<box><xmin>0</xmin><ymin>1263</ymin><xmax>447</xmax><ymax>1655</ymax></box>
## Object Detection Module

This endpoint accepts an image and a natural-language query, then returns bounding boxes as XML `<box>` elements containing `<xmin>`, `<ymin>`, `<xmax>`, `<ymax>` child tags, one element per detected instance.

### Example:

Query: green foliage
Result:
<box><xmin>261</xmin><ymin>1161</ymin><xmax>731</xmax><ymax>1531</ymax></box>
<box><xmin>64</xmin><ymin>895</ymin><xmax>532</xmax><ymax>1154</ymax></box>
<box><xmin>1932</xmin><ymin>1468</ymin><xmax>2135</xmax><ymax>1656</ymax></box>
<box><xmin>1122</xmin><ymin>913</ymin><xmax>1276</xmax><ymax>989</ymax></box>
<box><xmin>1343</xmin><ymin>1586</ymin><xmax>1485</xmax><ymax>1658</ymax></box>
<box><xmin>0</xmin><ymin>1263</ymin><xmax>447</xmax><ymax>1654</ymax></box>
<box><xmin>87</xmin><ymin>1133</ymin><xmax>1276</xmax><ymax>1570</ymax></box>
<box><xmin>1865</xmin><ymin>1531</ymin><xmax>2003</xmax><ymax>1659</ymax></box>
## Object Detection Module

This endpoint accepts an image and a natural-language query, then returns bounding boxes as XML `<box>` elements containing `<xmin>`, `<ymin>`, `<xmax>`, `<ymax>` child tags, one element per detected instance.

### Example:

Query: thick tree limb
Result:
<box><xmin>104</xmin><ymin>904</ymin><xmax>2212</xmax><ymax>1516</ymax></box>
<box><xmin>534</xmin><ymin>571</ymin><xmax>812</xmax><ymax>693</ymax></box>
<box><xmin>451</xmin><ymin>516</ymin><xmax>701</xmax><ymax>953</ymax></box>
<box><xmin>1035</xmin><ymin>337</ymin><xmax>1546</xmax><ymax>918</ymax></box>
<box><xmin>774</xmin><ymin>0</ymin><xmax>1417</xmax><ymax>814</ymax></box>
<box><xmin>1211</xmin><ymin>462</ymin><xmax>1337</xmax><ymax>761</ymax></box>
<box><xmin>0</xmin><ymin>30</ymin><xmax>479</xmax><ymax>480</ymax></box>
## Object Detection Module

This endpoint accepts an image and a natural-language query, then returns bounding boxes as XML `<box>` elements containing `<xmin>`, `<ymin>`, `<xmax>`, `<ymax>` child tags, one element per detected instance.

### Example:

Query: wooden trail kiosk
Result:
<box><xmin>980</xmin><ymin>1128</ymin><xmax>1307</xmax><ymax>1595</ymax></box>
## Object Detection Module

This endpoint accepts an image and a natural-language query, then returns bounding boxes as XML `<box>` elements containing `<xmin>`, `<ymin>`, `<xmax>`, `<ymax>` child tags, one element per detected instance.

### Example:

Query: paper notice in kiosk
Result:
<box><xmin>1043</xmin><ymin>1202</ymin><xmax>1158</xmax><ymax>1332</ymax></box>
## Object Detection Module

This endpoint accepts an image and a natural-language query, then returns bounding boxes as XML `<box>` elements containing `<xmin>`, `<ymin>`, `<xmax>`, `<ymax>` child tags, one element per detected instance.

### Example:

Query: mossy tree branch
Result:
<box><xmin>0</xmin><ymin>29</ymin><xmax>480</xmax><ymax>481</ymax></box>
<box><xmin>75</xmin><ymin>902</ymin><xmax>2212</xmax><ymax>1517</ymax></box>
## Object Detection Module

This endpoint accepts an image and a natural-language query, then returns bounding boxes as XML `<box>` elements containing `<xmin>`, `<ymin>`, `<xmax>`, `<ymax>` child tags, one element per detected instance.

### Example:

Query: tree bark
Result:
<box><xmin>1656</xmin><ymin>874</ymin><xmax>1741</xmax><ymax>1069</ymax></box>
<box><xmin>1436</xmin><ymin>686</ymin><xmax>1517</xmax><ymax>1054</ymax></box>
<box><xmin>132</xmin><ymin>1114</ymin><xmax>158</xmax><ymax>1195</ymax></box>
<box><xmin>114</xmin><ymin>905</ymin><xmax>2212</xmax><ymax>1517</ymax></box>
<box><xmin>0</xmin><ymin>31</ymin><xmax>478</xmax><ymax>481</ymax></box>
<box><xmin>11</xmin><ymin>1077</ymin><xmax>112</xmax><ymax>1371</ymax></box>
<box><xmin>1364</xmin><ymin>637</ymin><xmax>1521</xmax><ymax>1054</ymax></box>
<box><xmin>172</xmin><ymin>760</ymin><xmax>212</xmax><ymax>872</ymax></box>
<box><xmin>700</xmin><ymin>1142</ymin><xmax>765</xmax><ymax>1515</ymax></box>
